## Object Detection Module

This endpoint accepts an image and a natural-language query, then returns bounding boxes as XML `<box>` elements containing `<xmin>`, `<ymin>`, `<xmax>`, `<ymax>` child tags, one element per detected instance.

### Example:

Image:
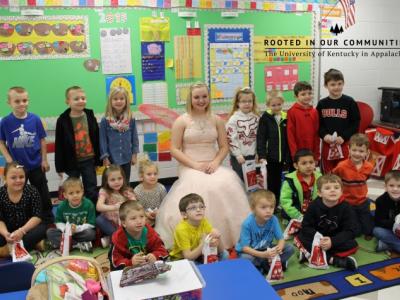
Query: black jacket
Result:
<box><xmin>55</xmin><ymin>108</ymin><xmax>101</xmax><ymax>173</ymax></box>
<box><xmin>299</xmin><ymin>197</ymin><xmax>358</xmax><ymax>249</ymax></box>
<box><xmin>256</xmin><ymin>110</ymin><xmax>290</xmax><ymax>164</ymax></box>
<box><xmin>375</xmin><ymin>192</ymin><xmax>400</xmax><ymax>229</ymax></box>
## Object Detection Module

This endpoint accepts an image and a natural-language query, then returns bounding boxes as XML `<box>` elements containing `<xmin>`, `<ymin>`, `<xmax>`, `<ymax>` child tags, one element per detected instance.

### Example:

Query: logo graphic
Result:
<box><xmin>330</xmin><ymin>23</ymin><xmax>344</xmax><ymax>35</ymax></box>
<box><xmin>12</xmin><ymin>124</ymin><xmax>36</xmax><ymax>148</ymax></box>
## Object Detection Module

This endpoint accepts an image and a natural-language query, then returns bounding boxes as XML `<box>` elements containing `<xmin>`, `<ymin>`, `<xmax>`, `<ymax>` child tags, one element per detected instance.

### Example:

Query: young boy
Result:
<box><xmin>109</xmin><ymin>201</ymin><xmax>167</xmax><ymax>270</ymax></box>
<box><xmin>46</xmin><ymin>177</ymin><xmax>96</xmax><ymax>252</ymax></box>
<box><xmin>236</xmin><ymin>189</ymin><xmax>294</xmax><ymax>274</ymax></box>
<box><xmin>0</xmin><ymin>87</ymin><xmax>53</xmax><ymax>223</ymax></box>
<box><xmin>280</xmin><ymin>149</ymin><xmax>321</xmax><ymax>220</ymax></box>
<box><xmin>257</xmin><ymin>90</ymin><xmax>291</xmax><ymax>204</ymax></box>
<box><xmin>373</xmin><ymin>170</ymin><xmax>400</xmax><ymax>257</ymax></box>
<box><xmin>55</xmin><ymin>86</ymin><xmax>101</xmax><ymax>205</ymax></box>
<box><xmin>287</xmin><ymin>81</ymin><xmax>320</xmax><ymax>162</ymax></box>
<box><xmin>170</xmin><ymin>193</ymin><xmax>226</xmax><ymax>262</ymax></box>
<box><xmin>317</xmin><ymin>69</ymin><xmax>360</xmax><ymax>174</ymax></box>
<box><xmin>295</xmin><ymin>174</ymin><xmax>358</xmax><ymax>271</ymax></box>
<box><xmin>333</xmin><ymin>133</ymin><xmax>374</xmax><ymax>238</ymax></box>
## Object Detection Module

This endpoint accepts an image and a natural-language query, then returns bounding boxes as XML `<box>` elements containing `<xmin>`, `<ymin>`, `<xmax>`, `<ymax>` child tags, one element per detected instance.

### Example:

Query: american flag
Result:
<box><xmin>340</xmin><ymin>0</ymin><xmax>356</xmax><ymax>28</ymax></box>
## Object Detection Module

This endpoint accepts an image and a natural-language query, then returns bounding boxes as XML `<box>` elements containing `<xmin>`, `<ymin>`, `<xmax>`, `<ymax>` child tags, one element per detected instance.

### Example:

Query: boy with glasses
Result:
<box><xmin>170</xmin><ymin>193</ymin><xmax>227</xmax><ymax>262</ymax></box>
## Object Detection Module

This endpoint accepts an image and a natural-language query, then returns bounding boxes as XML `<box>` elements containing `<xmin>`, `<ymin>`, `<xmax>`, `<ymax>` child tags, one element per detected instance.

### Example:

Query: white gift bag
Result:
<box><xmin>242</xmin><ymin>160</ymin><xmax>268</xmax><ymax>192</ymax></box>
<box><xmin>202</xmin><ymin>234</ymin><xmax>218</xmax><ymax>264</ymax></box>
<box><xmin>12</xmin><ymin>240</ymin><xmax>32</xmax><ymax>262</ymax></box>
<box><xmin>266</xmin><ymin>254</ymin><xmax>284</xmax><ymax>281</ymax></box>
<box><xmin>393</xmin><ymin>214</ymin><xmax>400</xmax><ymax>238</ymax></box>
<box><xmin>308</xmin><ymin>232</ymin><xmax>329</xmax><ymax>269</ymax></box>
<box><xmin>60</xmin><ymin>222</ymin><xmax>72</xmax><ymax>256</ymax></box>
<box><xmin>283</xmin><ymin>218</ymin><xmax>302</xmax><ymax>240</ymax></box>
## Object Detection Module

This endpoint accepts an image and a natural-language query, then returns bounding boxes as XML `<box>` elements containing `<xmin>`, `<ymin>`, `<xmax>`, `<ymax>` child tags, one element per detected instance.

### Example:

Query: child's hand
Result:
<box><xmin>145</xmin><ymin>209</ymin><xmax>156</xmax><ymax>220</ymax></box>
<box><xmin>320</xmin><ymin>237</ymin><xmax>332</xmax><ymax>250</ymax></box>
<box><xmin>274</xmin><ymin>244</ymin><xmax>283</xmax><ymax>254</ymax></box>
<box><xmin>209</xmin><ymin>229</ymin><xmax>221</xmax><ymax>239</ymax></box>
<box><xmin>209</xmin><ymin>237</ymin><xmax>219</xmax><ymax>248</ymax></box>
<box><xmin>71</xmin><ymin>224</ymin><xmax>77</xmax><ymax>234</ymax></box>
<box><xmin>237</xmin><ymin>155</ymin><xmax>245</xmax><ymax>165</ymax></box>
<box><xmin>131</xmin><ymin>154</ymin><xmax>137</xmax><ymax>166</ymax></box>
<box><xmin>258</xmin><ymin>158</ymin><xmax>267</xmax><ymax>164</ymax></box>
<box><xmin>132</xmin><ymin>253</ymin><xmax>147</xmax><ymax>266</ymax></box>
<box><xmin>323</xmin><ymin>134</ymin><xmax>333</xmax><ymax>144</ymax></box>
<box><xmin>103</xmin><ymin>158</ymin><xmax>111</xmax><ymax>167</ymax></box>
<box><xmin>41</xmin><ymin>160</ymin><xmax>50</xmax><ymax>172</ymax></box>
<box><xmin>264</xmin><ymin>247</ymin><xmax>277</xmax><ymax>259</ymax></box>
<box><xmin>336</xmin><ymin>136</ymin><xmax>344</xmax><ymax>145</ymax></box>
<box><xmin>123</xmin><ymin>189</ymin><xmax>136</xmax><ymax>201</ymax></box>
<box><xmin>145</xmin><ymin>253</ymin><xmax>156</xmax><ymax>263</ymax></box>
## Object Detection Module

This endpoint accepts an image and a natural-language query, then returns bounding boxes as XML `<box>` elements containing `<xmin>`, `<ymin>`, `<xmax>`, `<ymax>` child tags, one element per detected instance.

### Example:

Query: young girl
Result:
<box><xmin>0</xmin><ymin>162</ymin><xmax>47</xmax><ymax>256</ymax></box>
<box><xmin>226</xmin><ymin>87</ymin><xmax>259</xmax><ymax>181</ymax></box>
<box><xmin>133</xmin><ymin>154</ymin><xmax>167</xmax><ymax>226</ymax></box>
<box><xmin>96</xmin><ymin>165</ymin><xmax>136</xmax><ymax>238</ymax></box>
<box><xmin>100</xmin><ymin>86</ymin><xmax>139</xmax><ymax>182</ymax></box>
<box><xmin>256</xmin><ymin>90</ymin><xmax>291</xmax><ymax>206</ymax></box>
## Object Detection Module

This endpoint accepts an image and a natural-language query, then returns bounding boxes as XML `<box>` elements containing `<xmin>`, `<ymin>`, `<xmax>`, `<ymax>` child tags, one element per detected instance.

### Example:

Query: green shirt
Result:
<box><xmin>126</xmin><ymin>226</ymin><xmax>148</xmax><ymax>255</ymax></box>
<box><xmin>56</xmin><ymin>197</ymin><xmax>96</xmax><ymax>226</ymax></box>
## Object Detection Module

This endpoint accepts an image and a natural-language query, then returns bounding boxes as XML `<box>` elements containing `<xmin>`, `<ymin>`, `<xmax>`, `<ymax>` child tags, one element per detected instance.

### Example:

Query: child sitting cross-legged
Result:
<box><xmin>109</xmin><ymin>201</ymin><xmax>168</xmax><ymax>271</ymax></box>
<box><xmin>47</xmin><ymin>177</ymin><xmax>96</xmax><ymax>252</ymax></box>
<box><xmin>169</xmin><ymin>193</ymin><xmax>228</xmax><ymax>262</ymax></box>
<box><xmin>280</xmin><ymin>149</ymin><xmax>321</xmax><ymax>221</ymax></box>
<box><xmin>294</xmin><ymin>174</ymin><xmax>358</xmax><ymax>271</ymax></box>
<box><xmin>236</xmin><ymin>190</ymin><xmax>294</xmax><ymax>275</ymax></box>
<box><xmin>373</xmin><ymin>170</ymin><xmax>400</xmax><ymax>258</ymax></box>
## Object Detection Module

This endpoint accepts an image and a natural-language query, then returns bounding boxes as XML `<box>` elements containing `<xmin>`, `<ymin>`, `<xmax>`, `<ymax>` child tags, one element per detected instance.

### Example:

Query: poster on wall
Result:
<box><xmin>105</xmin><ymin>75</ymin><xmax>136</xmax><ymax>105</ymax></box>
<box><xmin>100</xmin><ymin>27</ymin><xmax>132</xmax><ymax>75</ymax></box>
<box><xmin>140</xmin><ymin>17</ymin><xmax>170</xmax><ymax>42</ymax></box>
<box><xmin>205</xmin><ymin>25</ymin><xmax>253</xmax><ymax>102</ymax></box>
<box><xmin>174</xmin><ymin>35</ymin><xmax>202</xmax><ymax>80</ymax></box>
<box><xmin>0</xmin><ymin>15</ymin><xmax>89</xmax><ymax>60</ymax></box>
<box><xmin>141</xmin><ymin>41</ymin><xmax>165</xmax><ymax>81</ymax></box>
<box><xmin>264</xmin><ymin>64</ymin><xmax>298</xmax><ymax>91</ymax></box>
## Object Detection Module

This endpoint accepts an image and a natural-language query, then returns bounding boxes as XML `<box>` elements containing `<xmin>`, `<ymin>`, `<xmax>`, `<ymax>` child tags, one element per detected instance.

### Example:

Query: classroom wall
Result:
<box><xmin>319</xmin><ymin>0</ymin><xmax>400</xmax><ymax>119</ymax></box>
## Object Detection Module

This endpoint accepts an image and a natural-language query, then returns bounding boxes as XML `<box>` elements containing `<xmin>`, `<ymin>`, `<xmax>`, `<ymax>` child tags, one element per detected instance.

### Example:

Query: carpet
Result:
<box><xmin>273</xmin><ymin>258</ymin><xmax>400</xmax><ymax>300</ymax></box>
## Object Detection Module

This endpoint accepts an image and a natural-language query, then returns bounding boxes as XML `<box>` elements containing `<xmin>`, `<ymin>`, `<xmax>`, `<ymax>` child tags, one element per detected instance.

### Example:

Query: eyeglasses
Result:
<box><xmin>186</xmin><ymin>204</ymin><xmax>206</xmax><ymax>212</ymax></box>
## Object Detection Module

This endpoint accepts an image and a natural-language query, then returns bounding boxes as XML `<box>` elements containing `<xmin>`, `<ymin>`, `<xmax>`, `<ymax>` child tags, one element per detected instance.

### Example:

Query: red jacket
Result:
<box><xmin>287</xmin><ymin>103</ymin><xmax>320</xmax><ymax>160</ymax></box>
<box><xmin>109</xmin><ymin>224</ymin><xmax>168</xmax><ymax>270</ymax></box>
<box><xmin>333</xmin><ymin>159</ymin><xmax>374</xmax><ymax>206</ymax></box>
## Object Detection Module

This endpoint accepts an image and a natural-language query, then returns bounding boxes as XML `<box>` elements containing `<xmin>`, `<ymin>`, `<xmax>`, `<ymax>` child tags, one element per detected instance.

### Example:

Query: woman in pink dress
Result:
<box><xmin>155</xmin><ymin>83</ymin><xmax>250</xmax><ymax>249</ymax></box>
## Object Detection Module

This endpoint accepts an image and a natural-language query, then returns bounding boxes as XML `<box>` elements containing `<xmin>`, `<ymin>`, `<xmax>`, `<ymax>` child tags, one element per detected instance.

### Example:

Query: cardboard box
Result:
<box><xmin>110</xmin><ymin>259</ymin><xmax>205</xmax><ymax>300</ymax></box>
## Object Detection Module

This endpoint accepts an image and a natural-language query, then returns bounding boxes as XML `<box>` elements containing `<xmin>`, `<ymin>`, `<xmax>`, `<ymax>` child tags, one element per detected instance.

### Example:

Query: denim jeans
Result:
<box><xmin>66</xmin><ymin>158</ymin><xmax>98</xmax><ymax>205</ymax></box>
<box><xmin>373</xmin><ymin>226</ymin><xmax>400</xmax><ymax>253</ymax></box>
<box><xmin>96</xmin><ymin>215</ymin><xmax>118</xmax><ymax>236</ymax></box>
<box><xmin>239</xmin><ymin>243</ymin><xmax>294</xmax><ymax>273</ymax></box>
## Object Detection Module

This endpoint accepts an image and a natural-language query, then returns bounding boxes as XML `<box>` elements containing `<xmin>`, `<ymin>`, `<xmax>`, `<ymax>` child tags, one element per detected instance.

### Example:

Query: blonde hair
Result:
<box><xmin>228</xmin><ymin>87</ymin><xmax>259</xmax><ymax>118</ymax></box>
<box><xmin>249</xmin><ymin>189</ymin><xmax>276</xmax><ymax>209</ymax></box>
<box><xmin>186</xmin><ymin>82</ymin><xmax>211</xmax><ymax>115</ymax></box>
<box><xmin>317</xmin><ymin>174</ymin><xmax>343</xmax><ymax>191</ymax></box>
<box><xmin>119</xmin><ymin>201</ymin><xmax>144</xmax><ymax>221</ymax></box>
<box><xmin>349</xmin><ymin>133</ymin><xmax>370</xmax><ymax>149</ymax></box>
<box><xmin>138</xmin><ymin>153</ymin><xmax>159</xmax><ymax>178</ymax></box>
<box><xmin>105</xmin><ymin>86</ymin><xmax>132</xmax><ymax>119</ymax></box>
<box><xmin>62</xmin><ymin>177</ymin><xmax>84</xmax><ymax>192</ymax></box>
<box><xmin>266</xmin><ymin>90</ymin><xmax>284</xmax><ymax>106</ymax></box>
<box><xmin>8</xmin><ymin>86</ymin><xmax>27</xmax><ymax>101</ymax></box>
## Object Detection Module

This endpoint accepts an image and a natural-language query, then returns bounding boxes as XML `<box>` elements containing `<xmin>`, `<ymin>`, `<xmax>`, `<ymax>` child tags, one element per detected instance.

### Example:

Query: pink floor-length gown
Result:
<box><xmin>155</xmin><ymin>113</ymin><xmax>250</xmax><ymax>249</ymax></box>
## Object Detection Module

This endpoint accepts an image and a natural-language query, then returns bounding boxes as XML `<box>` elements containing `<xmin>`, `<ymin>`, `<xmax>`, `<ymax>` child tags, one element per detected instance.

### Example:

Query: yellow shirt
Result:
<box><xmin>170</xmin><ymin>219</ymin><xmax>212</xmax><ymax>260</ymax></box>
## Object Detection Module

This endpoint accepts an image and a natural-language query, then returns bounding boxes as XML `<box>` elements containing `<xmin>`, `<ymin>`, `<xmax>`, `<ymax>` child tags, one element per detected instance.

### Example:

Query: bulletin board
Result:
<box><xmin>0</xmin><ymin>8</ymin><xmax>316</xmax><ymax>120</ymax></box>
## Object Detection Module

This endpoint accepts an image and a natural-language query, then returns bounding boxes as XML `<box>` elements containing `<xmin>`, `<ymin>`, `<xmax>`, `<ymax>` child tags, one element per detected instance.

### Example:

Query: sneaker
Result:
<box><xmin>298</xmin><ymin>251</ymin><xmax>307</xmax><ymax>264</ymax></box>
<box><xmin>73</xmin><ymin>241</ymin><xmax>93</xmax><ymax>253</ymax></box>
<box><xmin>376</xmin><ymin>240</ymin><xmax>390</xmax><ymax>252</ymax></box>
<box><xmin>101</xmin><ymin>236</ymin><xmax>111</xmax><ymax>248</ymax></box>
<box><xmin>364</xmin><ymin>235</ymin><xmax>373</xmax><ymax>241</ymax></box>
<box><xmin>389</xmin><ymin>251</ymin><xmax>400</xmax><ymax>259</ymax></box>
<box><xmin>332</xmin><ymin>256</ymin><xmax>358</xmax><ymax>271</ymax></box>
